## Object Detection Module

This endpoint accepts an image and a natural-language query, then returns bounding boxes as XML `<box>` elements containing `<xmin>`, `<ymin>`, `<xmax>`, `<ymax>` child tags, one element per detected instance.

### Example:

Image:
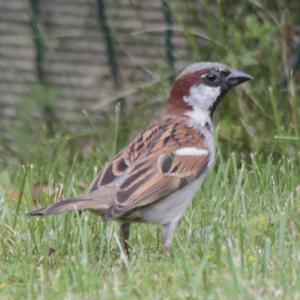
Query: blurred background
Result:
<box><xmin>0</xmin><ymin>0</ymin><xmax>299</xmax><ymax>166</ymax></box>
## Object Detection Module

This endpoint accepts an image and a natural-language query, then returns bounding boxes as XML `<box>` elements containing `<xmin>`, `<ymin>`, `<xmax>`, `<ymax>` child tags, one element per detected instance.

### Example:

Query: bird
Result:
<box><xmin>28</xmin><ymin>62</ymin><xmax>253</xmax><ymax>256</ymax></box>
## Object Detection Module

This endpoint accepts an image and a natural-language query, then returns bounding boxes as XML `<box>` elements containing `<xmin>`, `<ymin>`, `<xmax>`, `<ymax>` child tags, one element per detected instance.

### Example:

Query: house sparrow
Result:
<box><xmin>28</xmin><ymin>62</ymin><xmax>253</xmax><ymax>256</ymax></box>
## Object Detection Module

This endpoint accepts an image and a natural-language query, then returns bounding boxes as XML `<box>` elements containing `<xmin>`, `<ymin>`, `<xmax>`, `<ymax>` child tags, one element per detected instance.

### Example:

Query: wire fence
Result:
<box><xmin>1</xmin><ymin>0</ymin><xmax>299</xmax><ymax>160</ymax></box>
<box><xmin>0</xmin><ymin>0</ymin><xmax>205</xmax><ymax>140</ymax></box>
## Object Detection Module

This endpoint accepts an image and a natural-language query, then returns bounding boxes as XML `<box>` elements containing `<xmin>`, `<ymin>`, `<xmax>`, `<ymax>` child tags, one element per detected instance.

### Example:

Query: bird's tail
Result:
<box><xmin>27</xmin><ymin>195</ymin><xmax>108</xmax><ymax>216</ymax></box>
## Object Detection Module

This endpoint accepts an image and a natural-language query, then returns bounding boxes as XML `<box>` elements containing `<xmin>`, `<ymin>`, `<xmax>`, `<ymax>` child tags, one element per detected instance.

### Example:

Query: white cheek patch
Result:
<box><xmin>184</xmin><ymin>84</ymin><xmax>221</xmax><ymax>110</ymax></box>
<box><xmin>176</xmin><ymin>147</ymin><xmax>208</xmax><ymax>156</ymax></box>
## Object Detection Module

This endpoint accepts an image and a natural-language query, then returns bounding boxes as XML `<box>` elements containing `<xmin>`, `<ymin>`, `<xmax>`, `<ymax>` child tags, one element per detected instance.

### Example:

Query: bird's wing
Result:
<box><xmin>88</xmin><ymin>114</ymin><xmax>177</xmax><ymax>192</ymax></box>
<box><xmin>88</xmin><ymin>114</ymin><xmax>211</xmax><ymax>219</ymax></box>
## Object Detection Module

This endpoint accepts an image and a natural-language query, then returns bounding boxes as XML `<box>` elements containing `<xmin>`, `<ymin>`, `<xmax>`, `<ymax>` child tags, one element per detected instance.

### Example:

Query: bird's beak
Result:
<box><xmin>225</xmin><ymin>69</ymin><xmax>254</xmax><ymax>88</ymax></box>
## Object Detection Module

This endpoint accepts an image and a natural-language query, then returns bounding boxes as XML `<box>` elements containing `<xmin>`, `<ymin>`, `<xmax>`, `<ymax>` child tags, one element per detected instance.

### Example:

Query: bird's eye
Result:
<box><xmin>206</xmin><ymin>73</ymin><xmax>218</xmax><ymax>82</ymax></box>
<box><xmin>222</xmin><ymin>70</ymin><xmax>230</xmax><ymax>77</ymax></box>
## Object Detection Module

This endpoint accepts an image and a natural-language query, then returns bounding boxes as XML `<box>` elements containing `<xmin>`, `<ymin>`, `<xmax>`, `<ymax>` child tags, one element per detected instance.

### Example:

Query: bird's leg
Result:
<box><xmin>119</xmin><ymin>223</ymin><xmax>130</xmax><ymax>257</ymax></box>
<box><xmin>161</xmin><ymin>221</ymin><xmax>178</xmax><ymax>251</ymax></box>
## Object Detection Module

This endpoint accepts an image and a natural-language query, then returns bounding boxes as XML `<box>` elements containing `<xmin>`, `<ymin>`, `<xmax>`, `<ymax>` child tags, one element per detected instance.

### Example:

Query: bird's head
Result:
<box><xmin>167</xmin><ymin>62</ymin><xmax>253</xmax><ymax>117</ymax></box>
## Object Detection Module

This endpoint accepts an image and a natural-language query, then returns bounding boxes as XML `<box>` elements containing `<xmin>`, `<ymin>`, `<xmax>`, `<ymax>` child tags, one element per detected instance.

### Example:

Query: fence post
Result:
<box><xmin>29</xmin><ymin>0</ymin><xmax>55</xmax><ymax>137</ymax></box>
<box><xmin>161</xmin><ymin>0</ymin><xmax>175</xmax><ymax>83</ymax></box>
<box><xmin>96</xmin><ymin>0</ymin><xmax>128</xmax><ymax>151</ymax></box>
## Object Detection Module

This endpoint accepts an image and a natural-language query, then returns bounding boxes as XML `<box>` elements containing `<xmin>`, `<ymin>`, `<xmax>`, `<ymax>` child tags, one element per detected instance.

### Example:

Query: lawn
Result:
<box><xmin>1</xmin><ymin>1</ymin><xmax>300</xmax><ymax>299</ymax></box>
<box><xmin>1</xmin><ymin>149</ymin><xmax>299</xmax><ymax>299</ymax></box>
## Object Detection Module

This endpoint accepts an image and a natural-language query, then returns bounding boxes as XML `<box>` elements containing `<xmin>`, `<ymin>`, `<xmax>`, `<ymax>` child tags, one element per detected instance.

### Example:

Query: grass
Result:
<box><xmin>1</xmin><ymin>1</ymin><xmax>300</xmax><ymax>299</ymax></box>
<box><xmin>0</xmin><ymin>148</ymin><xmax>300</xmax><ymax>299</ymax></box>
